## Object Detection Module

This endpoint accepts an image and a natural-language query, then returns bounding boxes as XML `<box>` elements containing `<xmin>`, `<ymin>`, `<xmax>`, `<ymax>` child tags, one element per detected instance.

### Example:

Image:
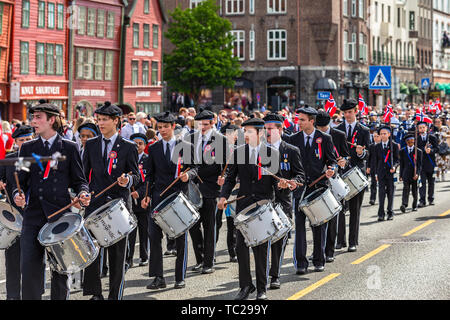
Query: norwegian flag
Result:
<box><xmin>0</xmin><ymin>112</ymin><xmax>5</xmax><ymax>159</ymax></box>
<box><xmin>358</xmin><ymin>93</ymin><xmax>368</xmax><ymax>115</ymax></box>
<box><xmin>324</xmin><ymin>94</ymin><xmax>337</xmax><ymax>117</ymax></box>
<box><xmin>435</xmin><ymin>98</ymin><xmax>442</xmax><ymax>113</ymax></box>
<box><xmin>283</xmin><ymin>117</ymin><xmax>294</xmax><ymax>130</ymax></box>
<box><xmin>415</xmin><ymin>109</ymin><xmax>433</xmax><ymax>124</ymax></box>
<box><xmin>428</xmin><ymin>100</ymin><xmax>437</xmax><ymax>114</ymax></box>
<box><xmin>293</xmin><ymin>113</ymin><xmax>300</xmax><ymax>124</ymax></box>
<box><xmin>383</xmin><ymin>99</ymin><xmax>394</xmax><ymax>123</ymax></box>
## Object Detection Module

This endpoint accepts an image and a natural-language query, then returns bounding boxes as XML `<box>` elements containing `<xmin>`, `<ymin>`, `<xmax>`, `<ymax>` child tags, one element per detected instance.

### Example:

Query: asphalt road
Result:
<box><xmin>1</xmin><ymin>180</ymin><xmax>449</xmax><ymax>300</ymax></box>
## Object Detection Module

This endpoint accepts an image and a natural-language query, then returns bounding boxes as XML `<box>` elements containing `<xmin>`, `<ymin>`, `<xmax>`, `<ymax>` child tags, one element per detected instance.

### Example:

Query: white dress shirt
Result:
<box><xmin>304</xmin><ymin>129</ymin><xmax>316</xmax><ymax>147</ymax></box>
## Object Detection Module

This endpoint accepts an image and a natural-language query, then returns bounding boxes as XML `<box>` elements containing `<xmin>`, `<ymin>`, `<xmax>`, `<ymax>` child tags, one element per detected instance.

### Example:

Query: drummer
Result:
<box><xmin>263</xmin><ymin>113</ymin><xmax>305</xmax><ymax>290</ymax></box>
<box><xmin>13</xmin><ymin>102</ymin><xmax>91</xmax><ymax>300</ymax></box>
<box><xmin>315</xmin><ymin>110</ymin><xmax>350</xmax><ymax>263</ymax></box>
<box><xmin>0</xmin><ymin>125</ymin><xmax>34</xmax><ymax>300</ymax></box>
<box><xmin>284</xmin><ymin>106</ymin><xmax>336</xmax><ymax>274</ymax></box>
<box><xmin>81</xmin><ymin>101</ymin><xmax>140</xmax><ymax>300</ymax></box>
<box><xmin>217</xmin><ymin>117</ymin><xmax>290</xmax><ymax>300</ymax></box>
<box><xmin>141</xmin><ymin>111</ymin><xmax>198</xmax><ymax>290</ymax></box>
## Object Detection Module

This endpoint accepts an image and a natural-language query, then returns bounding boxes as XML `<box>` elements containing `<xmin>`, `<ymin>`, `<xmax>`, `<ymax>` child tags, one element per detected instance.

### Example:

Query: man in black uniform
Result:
<box><xmin>141</xmin><ymin>112</ymin><xmax>198</xmax><ymax>290</ymax></box>
<box><xmin>367</xmin><ymin>127</ymin><xmax>381</xmax><ymax>205</ymax></box>
<box><xmin>335</xmin><ymin>99</ymin><xmax>370</xmax><ymax>252</ymax></box>
<box><xmin>13</xmin><ymin>103</ymin><xmax>91</xmax><ymax>300</ymax></box>
<box><xmin>82</xmin><ymin>102</ymin><xmax>140</xmax><ymax>300</ymax></box>
<box><xmin>0</xmin><ymin>125</ymin><xmax>34</xmax><ymax>300</ymax></box>
<box><xmin>185</xmin><ymin>110</ymin><xmax>228</xmax><ymax>274</ymax></box>
<box><xmin>373</xmin><ymin>126</ymin><xmax>400</xmax><ymax>221</ymax></box>
<box><xmin>218</xmin><ymin>117</ymin><xmax>289</xmax><ymax>300</ymax></box>
<box><xmin>315</xmin><ymin>110</ymin><xmax>350</xmax><ymax>263</ymax></box>
<box><xmin>417</xmin><ymin>122</ymin><xmax>438</xmax><ymax>207</ymax></box>
<box><xmin>400</xmin><ymin>132</ymin><xmax>423</xmax><ymax>213</ymax></box>
<box><xmin>285</xmin><ymin>107</ymin><xmax>336</xmax><ymax>274</ymax></box>
<box><xmin>127</xmin><ymin>133</ymin><xmax>150</xmax><ymax>268</ymax></box>
<box><xmin>263</xmin><ymin>113</ymin><xmax>305</xmax><ymax>290</ymax></box>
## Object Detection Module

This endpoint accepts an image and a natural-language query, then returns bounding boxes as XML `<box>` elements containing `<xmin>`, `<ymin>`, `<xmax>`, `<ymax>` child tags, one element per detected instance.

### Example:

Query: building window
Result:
<box><xmin>343</xmin><ymin>0</ymin><xmax>348</xmax><ymax>16</ymax></box>
<box><xmin>350</xmin><ymin>32</ymin><xmax>356</xmax><ymax>61</ymax></box>
<box><xmin>55</xmin><ymin>44</ymin><xmax>63</xmax><ymax>75</ymax></box>
<box><xmin>85</xmin><ymin>49</ymin><xmax>95</xmax><ymax>80</ymax></box>
<box><xmin>153</xmin><ymin>25</ymin><xmax>159</xmax><ymax>49</ymax></box>
<box><xmin>142</xmin><ymin>61</ymin><xmax>149</xmax><ymax>86</ymax></box>
<box><xmin>57</xmin><ymin>4</ymin><xmax>64</xmax><ymax>30</ymax></box>
<box><xmin>387</xmin><ymin>5</ymin><xmax>391</xmax><ymax>23</ymax></box>
<box><xmin>0</xmin><ymin>3</ymin><xmax>3</xmax><ymax>34</ymax></box>
<box><xmin>132</xmin><ymin>61</ymin><xmax>139</xmax><ymax>86</ymax></box>
<box><xmin>397</xmin><ymin>8</ymin><xmax>401</xmax><ymax>28</ymax></box>
<box><xmin>47</xmin><ymin>44</ymin><xmax>54</xmax><ymax>74</ymax></box>
<box><xmin>359</xmin><ymin>33</ymin><xmax>367</xmax><ymax>62</ymax></box>
<box><xmin>76</xmin><ymin>48</ymin><xmax>84</xmax><ymax>79</ymax></box>
<box><xmin>21</xmin><ymin>42</ymin><xmax>29</xmax><ymax>74</ymax></box>
<box><xmin>97</xmin><ymin>10</ymin><xmax>105</xmax><ymax>38</ymax></box>
<box><xmin>22</xmin><ymin>0</ymin><xmax>30</xmax><ymax>28</ymax></box>
<box><xmin>268</xmin><ymin>0</ymin><xmax>286</xmax><ymax>14</ymax></box>
<box><xmin>95</xmin><ymin>50</ymin><xmax>104</xmax><ymax>80</ymax></box>
<box><xmin>36</xmin><ymin>42</ymin><xmax>45</xmax><ymax>75</ymax></box>
<box><xmin>105</xmin><ymin>51</ymin><xmax>113</xmax><ymax>80</ymax></box>
<box><xmin>133</xmin><ymin>23</ymin><xmax>139</xmax><ymax>48</ymax></box>
<box><xmin>143</xmin><ymin>24</ymin><xmax>150</xmax><ymax>48</ymax></box>
<box><xmin>48</xmin><ymin>3</ymin><xmax>55</xmax><ymax>29</ymax></box>
<box><xmin>410</xmin><ymin>11</ymin><xmax>415</xmax><ymax>31</ymax></box>
<box><xmin>226</xmin><ymin>0</ymin><xmax>244</xmax><ymax>15</ymax></box>
<box><xmin>152</xmin><ymin>61</ymin><xmax>159</xmax><ymax>85</ymax></box>
<box><xmin>374</xmin><ymin>2</ymin><xmax>378</xmax><ymax>23</ymax></box>
<box><xmin>144</xmin><ymin>0</ymin><xmax>150</xmax><ymax>13</ymax></box>
<box><xmin>106</xmin><ymin>12</ymin><xmax>115</xmax><ymax>39</ymax></box>
<box><xmin>190</xmin><ymin>0</ymin><xmax>205</xmax><ymax>9</ymax></box>
<box><xmin>358</xmin><ymin>0</ymin><xmax>364</xmax><ymax>18</ymax></box>
<box><xmin>87</xmin><ymin>8</ymin><xmax>96</xmax><ymax>36</ymax></box>
<box><xmin>249</xmin><ymin>0</ymin><xmax>255</xmax><ymax>14</ymax></box>
<box><xmin>136</xmin><ymin>103</ymin><xmax>161</xmax><ymax>115</ymax></box>
<box><xmin>267</xmin><ymin>29</ymin><xmax>287</xmax><ymax>60</ymax></box>
<box><xmin>231</xmin><ymin>30</ymin><xmax>245</xmax><ymax>61</ymax></box>
<box><xmin>249</xmin><ymin>30</ymin><xmax>255</xmax><ymax>61</ymax></box>
<box><xmin>78</xmin><ymin>6</ymin><xmax>86</xmax><ymax>35</ymax></box>
<box><xmin>344</xmin><ymin>31</ymin><xmax>348</xmax><ymax>61</ymax></box>
<box><xmin>38</xmin><ymin>1</ymin><xmax>45</xmax><ymax>28</ymax></box>
<box><xmin>351</xmin><ymin>0</ymin><xmax>356</xmax><ymax>17</ymax></box>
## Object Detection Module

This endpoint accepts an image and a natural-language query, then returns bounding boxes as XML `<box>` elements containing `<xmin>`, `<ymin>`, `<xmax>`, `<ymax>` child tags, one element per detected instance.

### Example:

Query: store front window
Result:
<box><xmin>225</xmin><ymin>78</ymin><xmax>254</xmax><ymax>111</ymax></box>
<box><xmin>266</xmin><ymin>77</ymin><xmax>296</xmax><ymax>111</ymax></box>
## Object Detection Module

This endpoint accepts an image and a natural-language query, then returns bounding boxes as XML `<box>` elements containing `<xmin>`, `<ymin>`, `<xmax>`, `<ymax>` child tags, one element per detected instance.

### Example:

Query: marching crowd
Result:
<box><xmin>0</xmin><ymin>96</ymin><xmax>449</xmax><ymax>300</ymax></box>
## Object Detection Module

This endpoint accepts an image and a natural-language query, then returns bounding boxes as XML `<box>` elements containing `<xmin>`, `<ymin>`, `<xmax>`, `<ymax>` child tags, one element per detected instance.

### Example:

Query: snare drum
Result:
<box><xmin>227</xmin><ymin>183</ymin><xmax>240</xmax><ymax>218</ymax></box>
<box><xmin>187</xmin><ymin>180</ymin><xmax>203</xmax><ymax>210</ymax></box>
<box><xmin>341</xmin><ymin>166</ymin><xmax>369</xmax><ymax>201</ymax></box>
<box><xmin>152</xmin><ymin>192</ymin><xmax>200</xmax><ymax>239</ymax></box>
<box><xmin>0</xmin><ymin>201</ymin><xmax>22</xmax><ymax>250</ymax></box>
<box><xmin>38</xmin><ymin>213</ymin><xmax>99</xmax><ymax>274</ymax></box>
<box><xmin>234</xmin><ymin>200</ymin><xmax>283</xmax><ymax>247</ymax></box>
<box><xmin>271</xmin><ymin>204</ymin><xmax>293</xmax><ymax>244</ymax></box>
<box><xmin>299</xmin><ymin>187</ymin><xmax>342</xmax><ymax>226</ymax></box>
<box><xmin>85</xmin><ymin>199</ymin><xmax>137</xmax><ymax>247</ymax></box>
<box><xmin>328</xmin><ymin>174</ymin><xmax>350</xmax><ymax>202</ymax></box>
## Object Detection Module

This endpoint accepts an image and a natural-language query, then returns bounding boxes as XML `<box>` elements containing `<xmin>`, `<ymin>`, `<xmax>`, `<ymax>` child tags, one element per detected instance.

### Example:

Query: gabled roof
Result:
<box><xmin>124</xmin><ymin>0</ymin><xmax>168</xmax><ymax>23</ymax></box>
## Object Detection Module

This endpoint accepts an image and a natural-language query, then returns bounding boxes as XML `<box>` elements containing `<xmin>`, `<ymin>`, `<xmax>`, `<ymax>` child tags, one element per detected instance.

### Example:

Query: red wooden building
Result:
<box><xmin>9</xmin><ymin>0</ymin><xmax>69</xmax><ymax>121</ymax></box>
<box><xmin>122</xmin><ymin>0</ymin><xmax>165</xmax><ymax>115</ymax></box>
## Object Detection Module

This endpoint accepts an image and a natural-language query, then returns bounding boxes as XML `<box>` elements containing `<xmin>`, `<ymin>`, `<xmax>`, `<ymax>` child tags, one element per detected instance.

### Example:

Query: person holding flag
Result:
<box><xmin>383</xmin><ymin>99</ymin><xmax>394</xmax><ymax>123</ymax></box>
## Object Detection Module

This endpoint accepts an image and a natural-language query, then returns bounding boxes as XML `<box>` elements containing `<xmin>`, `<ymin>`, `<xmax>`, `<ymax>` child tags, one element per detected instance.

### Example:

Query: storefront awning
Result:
<box><xmin>314</xmin><ymin>78</ymin><xmax>337</xmax><ymax>91</ymax></box>
<box><xmin>408</xmin><ymin>83</ymin><xmax>420</xmax><ymax>95</ymax></box>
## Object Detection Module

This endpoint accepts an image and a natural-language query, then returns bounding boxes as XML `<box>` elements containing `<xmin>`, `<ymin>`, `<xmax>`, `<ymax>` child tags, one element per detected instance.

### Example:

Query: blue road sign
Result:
<box><xmin>317</xmin><ymin>91</ymin><xmax>331</xmax><ymax>100</ymax></box>
<box><xmin>421</xmin><ymin>78</ymin><xmax>430</xmax><ymax>89</ymax></box>
<box><xmin>369</xmin><ymin>66</ymin><xmax>392</xmax><ymax>90</ymax></box>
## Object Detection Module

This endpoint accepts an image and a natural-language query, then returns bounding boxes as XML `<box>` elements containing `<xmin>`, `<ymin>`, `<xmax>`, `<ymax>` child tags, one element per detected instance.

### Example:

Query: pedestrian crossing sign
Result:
<box><xmin>421</xmin><ymin>78</ymin><xmax>430</xmax><ymax>89</ymax></box>
<box><xmin>369</xmin><ymin>66</ymin><xmax>392</xmax><ymax>90</ymax></box>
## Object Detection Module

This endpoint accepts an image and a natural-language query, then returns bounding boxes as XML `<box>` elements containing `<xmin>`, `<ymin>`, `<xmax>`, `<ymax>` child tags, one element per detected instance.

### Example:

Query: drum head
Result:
<box><xmin>90</xmin><ymin>199</ymin><xmax>122</xmax><ymax>218</ymax></box>
<box><xmin>187</xmin><ymin>181</ymin><xmax>202</xmax><ymax>208</ymax></box>
<box><xmin>0</xmin><ymin>202</ymin><xmax>22</xmax><ymax>232</ymax></box>
<box><xmin>153</xmin><ymin>192</ymin><xmax>179</xmax><ymax>215</ymax></box>
<box><xmin>303</xmin><ymin>187</ymin><xmax>327</xmax><ymax>203</ymax></box>
<box><xmin>235</xmin><ymin>200</ymin><xmax>270</xmax><ymax>223</ymax></box>
<box><xmin>39</xmin><ymin>213</ymin><xmax>83</xmax><ymax>245</ymax></box>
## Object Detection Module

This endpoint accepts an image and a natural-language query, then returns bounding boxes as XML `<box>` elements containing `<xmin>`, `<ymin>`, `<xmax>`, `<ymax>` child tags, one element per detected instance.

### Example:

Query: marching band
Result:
<box><xmin>0</xmin><ymin>98</ymin><xmax>446</xmax><ymax>300</ymax></box>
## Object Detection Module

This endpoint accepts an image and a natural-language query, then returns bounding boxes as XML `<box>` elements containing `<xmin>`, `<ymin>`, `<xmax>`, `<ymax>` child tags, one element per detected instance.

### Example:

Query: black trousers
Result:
<box><xmin>370</xmin><ymin>171</ymin><xmax>377</xmax><ymax>202</ymax></box>
<box><xmin>419</xmin><ymin>171</ymin><xmax>435</xmax><ymax>204</ymax></box>
<box><xmin>21</xmin><ymin>224</ymin><xmax>69</xmax><ymax>300</ymax></box>
<box><xmin>378</xmin><ymin>176</ymin><xmax>394</xmax><ymax>218</ymax></box>
<box><xmin>5</xmin><ymin>238</ymin><xmax>21</xmax><ymax>299</ymax></box>
<box><xmin>325</xmin><ymin>214</ymin><xmax>338</xmax><ymax>258</ymax></box>
<box><xmin>127</xmin><ymin>212</ymin><xmax>149</xmax><ymax>263</ymax></box>
<box><xmin>348</xmin><ymin>189</ymin><xmax>365</xmax><ymax>246</ymax></box>
<box><xmin>236</xmin><ymin>231</ymin><xmax>269</xmax><ymax>293</ymax></box>
<box><xmin>216</xmin><ymin>209</ymin><xmax>237</xmax><ymax>258</ymax></box>
<box><xmin>336</xmin><ymin>202</ymin><xmax>348</xmax><ymax>247</ymax></box>
<box><xmin>402</xmin><ymin>179</ymin><xmax>418</xmax><ymax>208</ymax></box>
<box><xmin>269</xmin><ymin>235</ymin><xmax>288</xmax><ymax>279</ymax></box>
<box><xmin>148</xmin><ymin>217</ymin><xmax>187</xmax><ymax>282</ymax></box>
<box><xmin>189</xmin><ymin>198</ymin><xmax>217</xmax><ymax>268</ymax></box>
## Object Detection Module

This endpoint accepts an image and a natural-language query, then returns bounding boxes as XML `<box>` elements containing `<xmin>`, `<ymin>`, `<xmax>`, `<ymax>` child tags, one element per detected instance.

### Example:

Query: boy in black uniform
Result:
<box><xmin>13</xmin><ymin>103</ymin><xmax>91</xmax><ymax>300</ymax></box>
<box><xmin>367</xmin><ymin>127</ymin><xmax>381</xmax><ymax>205</ymax></box>
<box><xmin>263</xmin><ymin>113</ymin><xmax>305</xmax><ymax>290</ymax></box>
<box><xmin>400</xmin><ymin>132</ymin><xmax>423</xmax><ymax>213</ymax></box>
<box><xmin>218</xmin><ymin>117</ymin><xmax>290</xmax><ymax>300</ymax></box>
<box><xmin>373</xmin><ymin>126</ymin><xmax>400</xmax><ymax>221</ymax></box>
<box><xmin>141</xmin><ymin>112</ymin><xmax>198</xmax><ymax>290</ymax></box>
<box><xmin>285</xmin><ymin>107</ymin><xmax>336</xmax><ymax>274</ymax></box>
<box><xmin>82</xmin><ymin>102</ymin><xmax>140</xmax><ymax>300</ymax></box>
<box><xmin>127</xmin><ymin>133</ymin><xmax>150</xmax><ymax>267</ymax></box>
<box><xmin>0</xmin><ymin>125</ymin><xmax>34</xmax><ymax>300</ymax></box>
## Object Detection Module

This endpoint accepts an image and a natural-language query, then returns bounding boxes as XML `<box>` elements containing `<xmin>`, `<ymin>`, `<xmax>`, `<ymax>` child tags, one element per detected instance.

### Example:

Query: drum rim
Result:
<box><xmin>86</xmin><ymin>198</ymin><xmax>124</xmax><ymax>222</ymax></box>
<box><xmin>38</xmin><ymin>213</ymin><xmax>85</xmax><ymax>246</ymax></box>
<box><xmin>234</xmin><ymin>200</ymin><xmax>272</xmax><ymax>225</ymax></box>
<box><xmin>299</xmin><ymin>187</ymin><xmax>329</xmax><ymax>208</ymax></box>
<box><xmin>0</xmin><ymin>202</ymin><xmax>23</xmax><ymax>232</ymax></box>
<box><xmin>341</xmin><ymin>166</ymin><xmax>362</xmax><ymax>178</ymax></box>
<box><xmin>152</xmin><ymin>192</ymin><xmax>182</xmax><ymax>216</ymax></box>
<box><xmin>309</xmin><ymin>208</ymin><xmax>341</xmax><ymax>227</ymax></box>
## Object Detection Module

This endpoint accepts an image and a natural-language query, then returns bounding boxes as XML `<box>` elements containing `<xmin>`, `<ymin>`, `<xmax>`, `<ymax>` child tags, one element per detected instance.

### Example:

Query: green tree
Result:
<box><xmin>164</xmin><ymin>0</ymin><xmax>242</xmax><ymax>105</ymax></box>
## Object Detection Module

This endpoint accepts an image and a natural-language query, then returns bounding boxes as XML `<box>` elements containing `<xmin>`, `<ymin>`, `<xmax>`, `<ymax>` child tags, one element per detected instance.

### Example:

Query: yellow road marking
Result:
<box><xmin>351</xmin><ymin>244</ymin><xmax>391</xmax><ymax>265</ymax></box>
<box><xmin>287</xmin><ymin>273</ymin><xmax>341</xmax><ymax>300</ymax></box>
<box><xmin>439</xmin><ymin>210</ymin><xmax>450</xmax><ymax>217</ymax></box>
<box><xmin>402</xmin><ymin>220</ymin><xmax>435</xmax><ymax>237</ymax></box>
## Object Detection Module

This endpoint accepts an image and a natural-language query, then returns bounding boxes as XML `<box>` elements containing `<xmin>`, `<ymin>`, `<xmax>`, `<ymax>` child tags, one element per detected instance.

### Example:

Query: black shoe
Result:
<box><xmin>369</xmin><ymin>200</ymin><xmax>375</xmax><ymax>205</ymax></box>
<box><xmin>230</xmin><ymin>256</ymin><xmax>238</xmax><ymax>262</ymax></box>
<box><xmin>124</xmin><ymin>263</ymin><xmax>130</xmax><ymax>273</ymax></box>
<box><xmin>418</xmin><ymin>202</ymin><xmax>426</xmax><ymax>208</ymax></box>
<box><xmin>378</xmin><ymin>217</ymin><xmax>385</xmax><ymax>222</ymax></box>
<box><xmin>348</xmin><ymin>246</ymin><xmax>357</xmax><ymax>252</ymax></box>
<box><xmin>314</xmin><ymin>266</ymin><xmax>325</xmax><ymax>272</ymax></box>
<box><xmin>191</xmin><ymin>263</ymin><xmax>203</xmax><ymax>272</ymax></box>
<box><xmin>164</xmin><ymin>250</ymin><xmax>172</xmax><ymax>256</ymax></box>
<box><xmin>89</xmin><ymin>295</ymin><xmax>104</xmax><ymax>300</ymax></box>
<box><xmin>428</xmin><ymin>201</ymin><xmax>434</xmax><ymax>206</ymax></box>
<box><xmin>269</xmin><ymin>277</ymin><xmax>280</xmax><ymax>290</ymax></box>
<box><xmin>234</xmin><ymin>285</ymin><xmax>256</xmax><ymax>300</ymax></box>
<box><xmin>326</xmin><ymin>256</ymin><xmax>335</xmax><ymax>263</ymax></box>
<box><xmin>387</xmin><ymin>215</ymin><xmax>394</xmax><ymax>221</ymax></box>
<box><xmin>400</xmin><ymin>205</ymin><xmax>406</xmax><ymax>213</ymax></box>
<box><xmin>202</xmin><ymin>267</ymin><xmax>214</xmax><ymax>274</ymax></box>
<box><xmin>139</xmin><ymin>259</ymin><xmax>148</xmax><ymax>266</ymax></box>
<box><xmin>335</xmin><ymin>243</ymin><xmax>343</xmax><ymax>250</ymax></box>
<box><xmin>296</xmin><ymin>268</ymin><xmax>308</xmax><ymax>275</ymax></box>
<box><xmin>412</xmin><ymin>207</ymin><xmax>418</xmax><ymax>211</ymax></box>
<box><xmin>146</xmin><ymin>277</ymin><xmax>166</xmax><ymax>290</ymax></box>
<box><xmin>256</xmin><ymin>291</ymin><xmax>268</xmax><ymax>300</ymax></box>
<box><xmin>174</xmin><ymin>281</ymin><xmax>185</xmax><ymax>289</ymax></box>
<box><xmin>171</xmin><ymin>249</ymin><xmax>177</xmax><ymax>256</ymax></box>
<box><xmin>100</xmin><ymin>270</ymin><xmax>108</xmax><ymax>278</ymax></box>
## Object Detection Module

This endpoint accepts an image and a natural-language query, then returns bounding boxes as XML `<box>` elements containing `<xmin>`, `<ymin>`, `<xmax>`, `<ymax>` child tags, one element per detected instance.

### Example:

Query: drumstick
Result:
<box><xmin>220</xmin><ymin>149</ymin><xmax>235</xmax><ymax>178</ymax></box>
<box><xmin>308</xmin><ymin>173</ymin><xmax>327</xmax><ymax>188</ymax></box>
<box><xmin>13</xmin><ymin>172</ymin><xmax>22</xmax><ymax>195</ymax></box>
<box><xmin>47</xmin><ymin>191</ymin><xmax>94</xmax><ymax>220</ymax></box>
<box><xmin>144</xmin><ymin>181</ymin><xmax>149</xmax><ymax>199</ymax></box>
<box><xmin>224</xmin><ymin>195</ymin><xmax>246</xmax><ymax>206</ymax></box>
<box><xmin>257</xmin><ymin>164</ymin><xmax>304</xmax><ymax>187</ymax></box>
<box><xmin>95</xmin><ymin>171</ymin><xmax>132</xmax><ymax>199</ymax></box>
<box><xmin>196</xmin><ymin>174</ymin><xmax>204</xmax><ymax>184</ymax></box>
<box><xmin>131</xmin><ymin>186</ymin><xmax>138</xmax><ymax>205</ymax></box>
<box><xmin>160</xmin><ymin>168</ymin><xmax>191</xmax><ymax>197</ymax></box>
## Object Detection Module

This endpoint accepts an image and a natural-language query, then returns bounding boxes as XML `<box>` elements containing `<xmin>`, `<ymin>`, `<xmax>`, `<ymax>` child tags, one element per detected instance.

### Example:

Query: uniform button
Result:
<box><xmin>39</xmin><ymin>196</ymin><xmax>43</xmax><ymax>200</ymax></box>
<box><xmin>52</xmin><ymin>188</ymin><xmax>57</xmax><ymax>192</ymax></box>
<box><xmin>53</xmin><ymin>179</ymin><xmax>58</xmax><ymax>183</ymax></box>
<box><xmin>38</xmin><ymin>188</ymin><xmax>43</xmax><ymax>192</ymax></box>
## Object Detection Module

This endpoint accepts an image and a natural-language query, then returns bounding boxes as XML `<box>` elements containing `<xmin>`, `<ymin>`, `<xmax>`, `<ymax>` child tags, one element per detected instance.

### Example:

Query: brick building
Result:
<box><xmin>0</xmin><ymin>1</ymin><xmax>13</xmax><ymax>120</ymax></box>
